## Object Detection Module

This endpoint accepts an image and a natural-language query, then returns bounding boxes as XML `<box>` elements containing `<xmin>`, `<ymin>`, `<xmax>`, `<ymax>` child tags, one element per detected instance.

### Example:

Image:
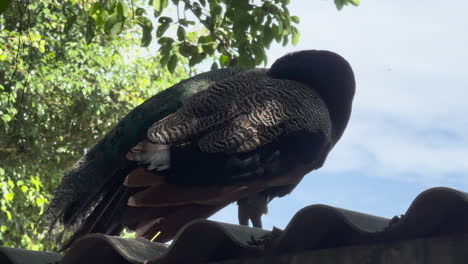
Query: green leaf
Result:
<box><xmin>211</xmin><ymin>5</ymin><xmax>223</xmax><ymax>28</ymax></box>
<box><xmin>153</xmin><ymin>0</ymin><xmax>161</xmax><ymax>11</ymax></box>
<box><xmin>2</xmin><ymin>208</ymin><xmax>12</xmax><ymax>220</ymax></box>
<box><xmin>156</xmin><ymin>22</ymin><xmax>170</xmax><ymax>38</ymax></box>
<box><xmin>63</xmin><ymin>15</ymin><xmax>77</xmax><ymax>34</ymax></box>
<box><xmin>335</xmin><ymin>0</ymin><xmax>359</xmax><ymax>10</ymax></box>
<box><xmin>95</xmin><ymin>10</ymin><xmax>109</xmax><ymax>26</ymax></box>
<box><xmin>4</xmin><ymin>192</ymin><xmax>14</xmax><ymax>201</ymax></box>
<box><xmin>158</xmin><ymin>37</ymin><xmax>175</xmax><ymax>45</ymax></box>
<box><xmin>154</xmin><ymin>9</ymin><xmax>163</xmax><ymax>18</ymax></box>
<box><xmin>90</xmin><ymin>2</ymin><xmax>100</xmax><ymax>14</ymax></box>
<box><xmin>291</xmin><ymin>26</ymin><xmax>300</xmax><ymax>46</ymax></box>
<box><xmin>281</xmin><ymin>15</ymin><xmax>291</xmax><ymax>35</ymax></box>
<box><xmin>104</xmin><ymin>15</ymin><xmax>125</xmax><ymax>37</ymax></box>
<box><xmin>277</xmin><ymin>19</ymin><xmax>283</xmax><ymax>36</ymax></box>
<box><xmin>201</xmin><ymin>44</ymin><xmax>215</xmax><ymax>55</ymax></box>
<box><xmin>85</xmin><ymin>16</ymin><xmax>96</xmax><ymax>44</ymax></box>
<box><xmin>282</xmin><ymin>35</ymin><xmax>289</xmax><ymax>46</ymax></box>
<box><xmin>188</xmin><ymin>55</ymin><xmax>201</xmax><ymax>67</ymax></box>
<box><xmin>290</xmin><ymin>16</ymin><xmax>300</xmax><ymax>24</ymax></box>
<box><xmin>156</xmin><ymin>17</ymin><xmax>172</xmax><ymax>38</ymax></box>
<box><xmin>167</xmin><ymin>54</ymin><xmax>178</xmax><ymax>73</ymax></box>
<box><xmin>177</xmin><ymin>26</ymin><xmax>186</xmax><ymax>41</ymax></box>
<box><xmin>136</xmin><ymin>7</ymin><xmax>146</xmax><ymax>16</ymax></box>
<box><xmin>153</xmin><ymin>0</ymin><xmax>168</xmax><ymax>13</ymax></box>
<box><xmin>103</xmin><ymin>0</ymin><xmax>117</xmax><ymax>12</ymax></box>
<box><xmin>254</xmin><ymin>45</ymin><xmax>265</xmax><ymax>65</ymax></box>
<box><xmin>335</xmin><ymin>0</ymin><xmax>345</xmax><ymax>10</ymax></box>
<box><xmin>219</xmin><ymin>54</ymin><xmax>229</xmax><ymax>67</ymax></box>
<box><xmin>272</xmin><ymin>24</ymin><xmax>282</xmax><ymax>42</ymax></box>
<box><xmin>162</xmin><ymin>0</ymin><xmax>169</xmax><ymax>10</ymax></box>
<box><xmin>0</xmin><ymin>0</ymin><xmax>11</xmax><ymax>15</ymax></box>
<box><xmin>158</xmin><ymin>16</ymin><xmax>173</xmax><ymax>23</ymax></box>
<box><xmin>263</xmin><ymin>26</ymin><xmax>274</xmax><ymax>47</ymax></box>
<box><xmin>192</xmin><ymin>3</ymin><xmax>202</xmax><ymax>17</ymax></box>
<box><xmin>160</xmin><ymin>53</ymin><xmax>170</xmax><ymax>66</ymax></box>
<box><xmin>36</xmin><ymin>197</ymin><xmax>44</xmax><ymax>206</ymax></box>
<box><xmin>208</xmin><ymin>0</ymin><xmax>219</xmax><ymax>6</ymax></box>
<box><xmin>198</xmin><ymin>35</ymin><xmax>212</xmax><ymax>44</ymax></box>
<box><xmin>137</xmin><ymin>16</ymin><xmax>153</xmax><ymax>47</ymax></box>
<box><xmin>211</xmin><ymin>62</ymin><xmax>219</xmax><ymax>71</ymax></box>
<box><xmin>141</xmin><ymin>30</ymin><xmax>152</xmax><ymax>47</ymax></box>
<box><xmin>1</xmin><ymin>114</ymin><xmax>12</xmax><ymax>123</ymax></box>
<box><xmin>178</xmin><ymin>42</ymin><xmax>192</xmax><ymax>56</ymax></box>
<box><xmin>30</xmin><ymin>177</ymin><xmax>41</xmax><ymax>190</ymax></box>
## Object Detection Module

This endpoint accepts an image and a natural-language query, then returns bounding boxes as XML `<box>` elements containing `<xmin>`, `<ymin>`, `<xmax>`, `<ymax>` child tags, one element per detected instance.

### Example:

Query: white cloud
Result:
<box><xmin>266</xmin><ymin>0</ymin><xmax>468</xmax><ymax>186</ymax></box>
<box><xmin>324</xmin><ymin>116</ymin><xmax>468</xmax><ymax>184</ymax></box>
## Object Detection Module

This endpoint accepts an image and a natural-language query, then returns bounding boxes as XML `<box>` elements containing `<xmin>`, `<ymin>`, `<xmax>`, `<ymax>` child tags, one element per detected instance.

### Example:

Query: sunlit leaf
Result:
<box><xmin>117</xmin><ymin>2</ymin><xmax>128</xmax><ymax>16</ymax></box>
<box><xmin>1</xmin><ymin>114</ymin><xmax>12</xmax><ymax>123</ymax></box>
<box><xmin>290</xmin><ymin>16</ymin><xmax>300</xmax><ymax>24</ymax></box>
<box><xmin>219</xmin><ymin>54</ymin><xmax>229</xmax><ymax>67</ymax></box>
<box><xmin>291</xmin><ymin>26</ymin><xmax>300</xmax><ymax>46</ymax></box>
<box><xmin>4</xmin><ymin>192</ymin><xmax>14</xmax><ymax>201</ymax></box>
<box><xmin>104</xmin><ymin>15</ymin><xmax>125</xmax><ymax>37</ymax></box>
<box><xmin>153</xmin><ymin>0</ymin><xmax>168</xmax><ymax>13</ymax></box>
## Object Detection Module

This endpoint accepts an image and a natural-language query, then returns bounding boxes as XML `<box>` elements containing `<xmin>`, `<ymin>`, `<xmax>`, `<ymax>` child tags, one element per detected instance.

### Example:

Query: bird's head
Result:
<box><xmin>267</xmin><ymin>50</ymin><xmax>356</xmax><ymax>144</ymax></box>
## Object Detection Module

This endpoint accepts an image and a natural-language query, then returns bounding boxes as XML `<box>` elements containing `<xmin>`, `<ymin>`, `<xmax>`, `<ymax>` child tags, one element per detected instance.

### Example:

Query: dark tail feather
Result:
<box><xmin>53</xmin><ymin>163</ymin><xmax>137</xmax><ymax>251</ymax></box>
<box><xmin>57</xmin><ymin>180</ymin><xmax>135</xmax><ymax>251</ymax></box>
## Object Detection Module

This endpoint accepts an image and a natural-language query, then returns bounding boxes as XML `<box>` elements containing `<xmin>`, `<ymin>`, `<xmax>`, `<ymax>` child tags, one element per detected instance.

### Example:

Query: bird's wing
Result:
<box><xmin>148</xmin><ymin>70</ymin><xmax>331</xmax><ymax>153</ymax></box>
<box><xmin>123</xmin><ymin>70</ymin><xmax>333</xmax><ymax>242</ymax></box>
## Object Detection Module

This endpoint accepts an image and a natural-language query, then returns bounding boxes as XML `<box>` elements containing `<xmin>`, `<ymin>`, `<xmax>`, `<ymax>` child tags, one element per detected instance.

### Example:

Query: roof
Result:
<box><xmin>1</xmin><ymin>187</ymin><xmax>468</xmax><ymax>264</ymax></box>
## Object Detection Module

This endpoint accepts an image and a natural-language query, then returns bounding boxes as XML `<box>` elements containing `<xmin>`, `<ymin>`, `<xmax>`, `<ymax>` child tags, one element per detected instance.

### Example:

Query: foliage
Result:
<box><xmin>334</xmin><ymin>0</ymin><xmax>360</xmax><ymax>10</ymax></box>
<box><xmin>65</xmin><ymin>0</ymin><xmax>302</xmax><ymax>70</ymax></box>
<box><xmin>0</xmin><ymin>0</ymin><xmax>189</xmax><ymax>250</ymax></box>
<box><xmin>0</xmin><ymin>0</ymin><xmax>358</xmax><ymax>251</ymax></box>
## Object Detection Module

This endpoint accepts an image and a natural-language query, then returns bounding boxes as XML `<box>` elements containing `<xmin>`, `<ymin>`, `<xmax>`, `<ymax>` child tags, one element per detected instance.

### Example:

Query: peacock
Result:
<box><xmin>45</xmin><ymin>50</ymin><xmax>356</xmax><ymax>249</ymax></box>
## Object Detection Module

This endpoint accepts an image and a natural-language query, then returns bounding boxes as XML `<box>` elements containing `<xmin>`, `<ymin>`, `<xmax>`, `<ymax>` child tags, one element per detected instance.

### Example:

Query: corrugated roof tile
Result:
<box><xmin>1</xmin><ymin>187</ymin><xmax>467</xmax><ymax>264</ymax></box>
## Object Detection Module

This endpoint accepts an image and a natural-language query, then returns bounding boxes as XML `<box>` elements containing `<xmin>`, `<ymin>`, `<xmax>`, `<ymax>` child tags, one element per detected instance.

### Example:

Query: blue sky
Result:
<box><xmin>210</xmin><ymin>0</ymin><xmax>468</xmax><ymax>229</ymax></box>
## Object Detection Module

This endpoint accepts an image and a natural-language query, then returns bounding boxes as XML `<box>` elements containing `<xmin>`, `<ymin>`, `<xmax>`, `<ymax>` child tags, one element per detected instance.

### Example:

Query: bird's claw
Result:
<box><xmin>248</xmin><ymin>226</ymin><xmax>283</xmax><ymax>248</ymax></box>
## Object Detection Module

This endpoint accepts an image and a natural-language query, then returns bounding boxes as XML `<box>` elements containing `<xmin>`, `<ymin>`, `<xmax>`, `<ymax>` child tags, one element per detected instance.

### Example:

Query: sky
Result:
<box><xmin>210</xmin><ymin>0</ymin><xmax>468</xmax><ymax>230</ymax></box>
